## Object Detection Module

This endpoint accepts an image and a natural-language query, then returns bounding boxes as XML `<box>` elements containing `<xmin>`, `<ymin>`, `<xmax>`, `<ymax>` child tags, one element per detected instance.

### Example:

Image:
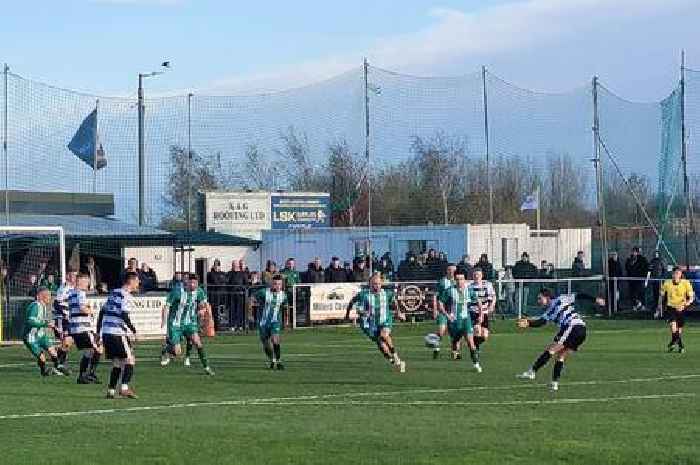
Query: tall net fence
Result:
<box><xmin>0</xmin><ymin>61</ymin><xmax>697</xmax><ymax>282</ymax></box>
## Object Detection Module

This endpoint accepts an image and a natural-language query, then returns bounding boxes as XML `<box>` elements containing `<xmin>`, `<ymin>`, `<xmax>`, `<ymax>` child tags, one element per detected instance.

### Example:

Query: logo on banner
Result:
<box><xmin>398</xmin><ymin>285</ymin><xmax>425</xmax><ymax>313</ymax></box>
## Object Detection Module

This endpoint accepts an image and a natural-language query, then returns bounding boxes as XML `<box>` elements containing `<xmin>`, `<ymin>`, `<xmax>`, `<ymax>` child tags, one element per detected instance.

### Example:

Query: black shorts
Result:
<box><xmin>554</xmin><ymin>324</ymin><xmax>586</xmax><ymax>351</ymax></box>
<box><xmin>469</xmin><ymin>311</ymin><xmax>490</xmax><ymax>329</ymax></box>
<box><xmin>71</xmin><ymin>332</ymin><xmax>98</xmax><ymax>351</ymax></box>
<box><xmin>103</xmin><ymin>334</ymin><xmax>132</xmax><ymax>360</ymax></box>
<box><xmin>53</xmin><ymin>318</ymin><xmax>70</xmax><ymax>339</ymax></box>
<box><xmin>666</xmin><ymin>309</ymin><xmax>686</xmax><ymax>328</ymax></box>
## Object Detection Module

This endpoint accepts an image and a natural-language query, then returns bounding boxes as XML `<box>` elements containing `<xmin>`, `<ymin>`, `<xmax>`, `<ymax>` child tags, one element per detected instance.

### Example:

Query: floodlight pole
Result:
<box><xmin>680</xmin><ymin>50</ymin><xmax>690</xmax><ymax>268</ymax></box>
<box><xmin>187</xmin><ymin>92</ymin><xmax>193</xmax><ymax>233</ymax></box>
<box><xmin>138</xmin><ymin>73</ymin><xmax>145</xmax><ymax>226</ymax></box>
<box><xmin>364</xmin><ymin>57</ymin><xmax>373</xmax><ymax>273</ymax></box>
<box><xmin>482</xmin><ymin>66</ymin><xmax>494</xmax><ymax>262</ymax></box>
<box><xmin>592</xmin><ymin>76</ymin><xmax>610</xmax><ymax>310</ymax></box>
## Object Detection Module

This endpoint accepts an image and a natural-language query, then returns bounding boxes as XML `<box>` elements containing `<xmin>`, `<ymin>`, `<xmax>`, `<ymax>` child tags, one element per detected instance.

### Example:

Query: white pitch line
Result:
<box><xmin>248</xmin><ymin>392</ymin><xmax>696</xmax><ymax>407</ymax></box>
<box><xmin>0</xmin><ymin>392</ymin><xmax>692</xmax><ymax>421</ymax></box>
<box><xmin>0</xmin><ymin>373</ymin><xmax>698</xmax><ymax>421</ymax></box>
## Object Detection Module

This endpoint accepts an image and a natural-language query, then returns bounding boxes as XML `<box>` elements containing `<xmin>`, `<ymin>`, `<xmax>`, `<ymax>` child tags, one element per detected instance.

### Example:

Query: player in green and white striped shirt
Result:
<box><xmin>438</xmin><ymin>272</ymin><xmax>482</xmax><ymax>372</ymax></box>
<box><xmin>253</xmin><ymin>275</ymin><xmax>288</xmax><ymax>370</ymax></box>
<box><xmin>346</xmin><ymin>273</ymin><xmax>407</xmax><ymax>373</ymax></box>
<box><xmin>24</xmin><ymin>287</ymin><xmax>67</xmax><ymax>376</ymax></box>
<box><xmin>426</xmin><ymin>264</ymin><xmax>456</xmax><ymax>358</ymax></box>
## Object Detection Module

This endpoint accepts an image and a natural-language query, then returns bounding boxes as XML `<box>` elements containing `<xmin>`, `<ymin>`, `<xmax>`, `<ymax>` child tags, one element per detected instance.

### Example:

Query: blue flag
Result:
<box><xmin>67</xmin><ymin>109</ymin><xmax>107</xmax><ymax>170</ymax></box>
<box><xmin>520</xmin><ymin>193</ymin><xmax>538</xmax><ymax>211</ymax></box>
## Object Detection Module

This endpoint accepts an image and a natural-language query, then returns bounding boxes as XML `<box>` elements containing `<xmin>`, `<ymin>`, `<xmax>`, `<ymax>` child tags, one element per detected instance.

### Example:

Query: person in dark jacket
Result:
<box><xmin>571</xmin><ymin>251</ymin><xmax>586</xmax><ymax>277</ymax></box>
<box><xmin>512</xmin><ymin>252</ymin><xmax>537</xmax><ymax>310</ymax></box>
<box><xmin>325</xmin><ymin>257</ymin><xmax>347</xmax><ymax>283</ymax></box>
<box><xmin>227</xmin><ymin>260</ymin><xmax>249</xmax><ymax>331</ymax></box>
<box><xmin>457</xmin><ymin>255</ymin><xmax>474</xmax><ymax>280</ymax></box>
<box><xmin>305</xmin><ymin>257</ymin><xmax>325</xmax><ymax>283</ymax></box>
<box><xmin>475</xmin><ymin>254</ymin><xmax>495</xmax><ymax>281</ymax></box>
<box><xmin>649</xmin><ymin>250</ymin><xmax>666</xmax><ymax>313</ymax></box>
<box><xmin>351</xmin><ymin>259</ymin><xmax>371</xmax><ymax>282</ymax></box>
<box><xmin>376</xmin><ymin>256</ymin><xmax>394</xmax><ymax>281</ymax></box>
<box><xmin>607</xmin><ymin>251</ymin><xmax>623</xmax><ymax>312</ymax></box>
<box><xmin>625</xmin><ymin>246</ymin><xmax>649</xmax><ymax>310</ymax></box>
<box><xmin>207</xmin><ymin>259</ymin><xmax>228</xmax><ymax>331</ymax></box>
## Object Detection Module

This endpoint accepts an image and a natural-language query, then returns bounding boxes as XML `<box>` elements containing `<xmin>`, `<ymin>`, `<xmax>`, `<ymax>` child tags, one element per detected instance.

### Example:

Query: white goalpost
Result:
<box><xmin>0</xmin><ymin>225</ymin><xmax>66</xmax><ymax>343</ymax></box>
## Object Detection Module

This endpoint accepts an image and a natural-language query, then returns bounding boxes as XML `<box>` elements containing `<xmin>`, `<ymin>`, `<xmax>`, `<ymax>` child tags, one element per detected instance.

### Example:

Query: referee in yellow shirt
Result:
<box><xmin>659</xmin><ymin>266</ymin><xmax>694</xmax><ymax>353</ymax></box>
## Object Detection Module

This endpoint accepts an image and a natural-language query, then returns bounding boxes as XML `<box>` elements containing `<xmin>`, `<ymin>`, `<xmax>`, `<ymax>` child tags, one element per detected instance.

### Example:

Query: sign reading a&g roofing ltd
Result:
<box><xmin>271</xmin><ymin>193</ymin><xmax>330</xmax><ymax>230</ymax></box>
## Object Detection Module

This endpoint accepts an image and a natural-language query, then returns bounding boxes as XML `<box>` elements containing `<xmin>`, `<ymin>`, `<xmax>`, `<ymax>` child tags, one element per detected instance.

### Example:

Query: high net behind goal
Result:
<box><xmin>0</xmin><ymin>226</ymin><xmax>66</xmax><ymax>343</ymax></box>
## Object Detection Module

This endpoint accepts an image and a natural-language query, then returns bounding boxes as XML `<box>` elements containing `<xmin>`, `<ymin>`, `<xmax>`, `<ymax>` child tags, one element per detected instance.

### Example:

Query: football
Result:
<box><xmin>424</xmin><ymin>333</ymin><xmax>440</xmax><ymax>348</ymax></box>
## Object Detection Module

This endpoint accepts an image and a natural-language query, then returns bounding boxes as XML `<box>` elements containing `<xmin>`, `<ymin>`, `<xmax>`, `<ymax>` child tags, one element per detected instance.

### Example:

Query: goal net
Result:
<box><xmin>0</xmin><ymin>226</ymin><xmax>66</xmax><ymax>343</ymax></box>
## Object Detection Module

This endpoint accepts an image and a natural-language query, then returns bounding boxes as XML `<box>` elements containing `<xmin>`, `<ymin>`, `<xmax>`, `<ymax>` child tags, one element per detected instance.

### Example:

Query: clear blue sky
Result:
<box><xmin>2</xmin><ymin>0</ymin><xmax>699</xmax><ymax>99</ymax></box>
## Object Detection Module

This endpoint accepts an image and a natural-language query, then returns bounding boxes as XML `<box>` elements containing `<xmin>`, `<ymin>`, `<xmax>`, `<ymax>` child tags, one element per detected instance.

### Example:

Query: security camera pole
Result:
<box><xmin>138</xmin><ymin>61</ymin><xmax>170</xmax><ymax>226</ymax></box>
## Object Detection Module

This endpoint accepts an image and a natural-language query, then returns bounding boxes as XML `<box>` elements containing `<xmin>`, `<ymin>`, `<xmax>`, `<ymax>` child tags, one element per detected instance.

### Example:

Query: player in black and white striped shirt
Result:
<box><xmin>68</xmin><ymin>273</ymin><xmax>102</xmax><ymax>384</ymax></box>
<box><xmin>98</xmin><ymin>272</ymin><xmax>139</xmax><ymax>399</ymax></box>
<box><xmin>516</xmin><ymin>289</ymin><xmax>587</xmax><ymax>391</ymax></box>
<box><xmin>468</xmin><ymin>268</ymin><xmax>496</xmax><ymax>353</ymax></box>
<box><xmin>52</xmin><ymin>269</ymin><xmax>77</xmax><ymax>372</ymax></box>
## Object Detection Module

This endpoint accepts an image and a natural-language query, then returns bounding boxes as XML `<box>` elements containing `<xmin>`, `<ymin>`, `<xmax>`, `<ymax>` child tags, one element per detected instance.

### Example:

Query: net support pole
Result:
<box><xmin>3</xmin><ymin>63</ymin><xmax>8</xmax><ymax>226</ymax></box>
<box><xmin>482</xmin><ymin>66</ymin><xmax>494</xmax><ymax>263</ymax></box>
<box><xmin>364</xmin><ymin>58</ymin><xmax>373</xmax><ymax>273</ymax></box>
<box><xmin>592</xmin><ymin>76</ymin><xmax>610</xmax><ymax>299</ymax></box>
<box><xmin>680</xmin><ymin>50</ymin><xmax>690</xmax><ymax>268</ymax></box>
<box><xmin>187</xmin><ymin>92</ymin><xmax>193</xmax><ymax>234</ymax></box>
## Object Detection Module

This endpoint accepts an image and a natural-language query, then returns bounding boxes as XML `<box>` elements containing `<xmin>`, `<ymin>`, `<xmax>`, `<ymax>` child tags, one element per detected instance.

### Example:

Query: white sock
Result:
<box><xmin>121</xmin><ymin>384</ymin><xmax>128</xmax><ymax>391</ymax></box>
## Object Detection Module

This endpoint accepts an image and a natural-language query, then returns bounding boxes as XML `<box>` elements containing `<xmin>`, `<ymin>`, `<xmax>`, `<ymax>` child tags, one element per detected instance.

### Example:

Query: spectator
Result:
<box><xmin>607</xmin><ymin>252</ymin><xmax>623</xmax><ymax>312</ymax></box>
<box><xmin>121</xmin><ymin>257</ymin><xmax>140</xmax><ymax>286</ymax></box>
<box><xmin>649</xmin><ymin>250</ymin><xmax>666</xmax><ymax>312</ymax></box>
<box><xmin>44</xmin><ymin>273</ymin><xmax>58</xmax><ymax>293</ymax></box>
<box><xmin>249</xmin><ymin>271</ymin><xmax>262</xmax><ymax>286</ymax></box>
<box><xmin>97</xmin><ymin>282</ymin><xmax>109</xmax><ymax>295</ymax></box>
<box><xmin>305</xmin><ymin>257</ymin><xmax>325</xmax><ymax>283</ymax></box>
<box><xmin>262</xmin><ymin>260</ymin><xmax>278</xmax><ymax>287</ymax></box>
<box><xmin>376</xmin><ymin>256</ymin><xmax>394</xmax><ymax>281</ymax></box>
<box><xmin>325</xmin><ymin>257</ymin><xmax>347</xmax><ymax>283</ymax></box>
<box><xmin>170</xmin><ymin>271</ymin><xmax>184</xmax><ymax>290</ymax></box>
<box><xmin>572</xmin><ymin>251</ymin><xmax>586</xmax><ymax>277</ymax></box>
<box><xmin>398</xmin><ymin>253</ymin><xmax>420</xmax><ymax>281</ymax></box>
<box><xmin>140</xmin><ymin>262</ymin><xmax>158</xmax><ymax>292</ymax></box>
<box><xmin>539</xmin><ymin>260</ymin><xmax>549</xmax><ymax>278</ymax></box>
<box><xmin>503</xmin><ymin>266</ymin><xmax>516</xmax><ymax>314</ymax></box>
<box><xmin>343</xmin><ymin>261</ymin><xmax>353</xmax><ymax>281</ymax></box>
<box><xmin>476</xmin><ymin>253</ymin><xmax>495</xmax><ymax>281</ymax></box>
<box><xmin>83</xmin><ymin>256</ymin><xmax>102</xmax><ymax>293</ymax></box>
<box><xmin>28</xmin><ymin>274</ymin><xmax>39</xmax><ymax>297</ymax></box>
<box><xmin>239</xmin><ymin>259</ymin><xmax>251</xmax><ymax>281</ymax></box>
<box><xmin>512</xmin><ymin>252</ymin><xmax>537</xmax><ymax>279</ymax></box>
<box><xmin>457</xmin><ymin>254</ymin><xmax>474</xmax><ymax>280</ymax></box>
<box><xmin>352</xmin><ymin>259</ymin><xmax>371</xmax><ymax>282</ymax></box>
<box><xmin>625</xmin><ymin>246</ymin><xmax>649</xmax><ymax>310</ymax></box>
<box><xmin>280</xmin><ymin>258</ymin><xmax>301</xmax><ymax>289</ymax></box>
<box><xmin>228</xmin><ymin>260</ymin><xmax>249</xmax><ymax>332</ymax></box>
<box><xmin>207</xmin><ymin>259</ymin><xmax>228</xmax><ymax>331</ymax></box>
<box><xmin>36</xmin><ymin>261</ymin><xmax>49</xmax><ymax>289</ymax></box>
<box><xmin>513</xmin><ymin>252</ymin><xmax>537</xmax><ymax>310</ymax></box>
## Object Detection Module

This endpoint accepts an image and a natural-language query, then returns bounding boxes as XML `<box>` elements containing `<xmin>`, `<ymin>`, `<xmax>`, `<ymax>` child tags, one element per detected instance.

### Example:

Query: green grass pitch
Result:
<box><xmin>1</xmin><ymin>319</ymin><xmax>699</xmax><ymax>465</ymax></box>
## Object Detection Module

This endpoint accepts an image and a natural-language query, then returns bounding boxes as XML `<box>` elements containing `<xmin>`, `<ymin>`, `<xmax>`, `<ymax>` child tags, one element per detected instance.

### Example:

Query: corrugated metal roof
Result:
<box><xmin>5</xmin><ymin>214</ymin><xmax>171</xmax><ymax>237</ymax></box>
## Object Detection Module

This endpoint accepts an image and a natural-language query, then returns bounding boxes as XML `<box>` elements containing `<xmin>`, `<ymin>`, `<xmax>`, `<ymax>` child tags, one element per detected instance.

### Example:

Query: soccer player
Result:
<box><xmin>252</xmin><ymin>274</ymin><xmax>287</xmax><ymax>370</ymax></box>
<box><xmin>346</xmin><ymin>273</ymin><xmax>407</xmax><ymax>373</ymax></box>
<box><xmin>468</xmin><ymin>267</ymin><xmax>496</xmax><ymax>353</ymax></box>
<box><xmin>516</xmin><ymin>289</ymin><xmax>587</xmax><ymax>392</ymax></box>
<box><xmin>52</xmin><ymin>269</ymin><xmax>77</xmax><ymax>372</ymax></box>
<box><xmin>99</xmin><ymin>272</ymin><xmax>140</xmax><ymax>399</ymax></box>
<box><xmin>660</xmin><ymin>266</ymin><xmax>694</xmax><ymax>354</ymax></box>
<box><xmin>68</xmin><ymin>273</ymin><xmax>102</xmax><ymax>384</ymax></box>
<box><xmin>426</xmin><ymin>263</ymin><xmax>456</xmax><ymax>358</ymax></box>
<box><xmin>24</xmin><ymin>287</ymin><xmax>66</xmax><ymax>377</ymax></box>
<box><xmin>160</xmin><ymin>274</ymin><xmax>214</xmax><ymax>376</ymax></box>
<box><xmin>438</xmin><ymin>272</ymin><xmax>482</xmax><ymax>372</ymax></box>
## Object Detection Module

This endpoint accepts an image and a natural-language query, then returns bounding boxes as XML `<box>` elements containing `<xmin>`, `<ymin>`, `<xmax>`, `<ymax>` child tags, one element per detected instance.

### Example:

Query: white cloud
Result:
<box><xmin>200</xmin><ymin>0</ymin><xmax>699</xmax><ymax>97</ymax></box>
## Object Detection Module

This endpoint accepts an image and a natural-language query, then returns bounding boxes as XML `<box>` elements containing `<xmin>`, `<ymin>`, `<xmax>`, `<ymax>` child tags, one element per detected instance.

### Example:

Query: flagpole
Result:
<box><xmin>93</xmin><ymin>99</ymin><xmax>99</xmax><ymax>194</ymax></box>
<box><xmin>536</xmin><ymin>185</ymin><xmax>540</xmax><ymax>232</ymax></box>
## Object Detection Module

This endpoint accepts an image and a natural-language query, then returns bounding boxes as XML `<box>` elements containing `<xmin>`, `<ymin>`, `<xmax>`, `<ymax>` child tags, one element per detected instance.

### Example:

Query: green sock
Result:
<box><xmin>197</xmin><ymin>346</ymin><xmax>208</xmax><ymax>368</ymax></box>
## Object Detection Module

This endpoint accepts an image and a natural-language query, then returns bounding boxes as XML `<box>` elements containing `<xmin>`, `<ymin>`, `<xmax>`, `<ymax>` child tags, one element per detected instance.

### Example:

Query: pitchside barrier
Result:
<box><xmin>291</xmin><ymin>276</ymin><xmax>609</xmax><ymax>328</ymax></box>
<box><xmin>608</xmin><ymin>276</ymin><xmax>700</xmax><ymax>316</ymax></box>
